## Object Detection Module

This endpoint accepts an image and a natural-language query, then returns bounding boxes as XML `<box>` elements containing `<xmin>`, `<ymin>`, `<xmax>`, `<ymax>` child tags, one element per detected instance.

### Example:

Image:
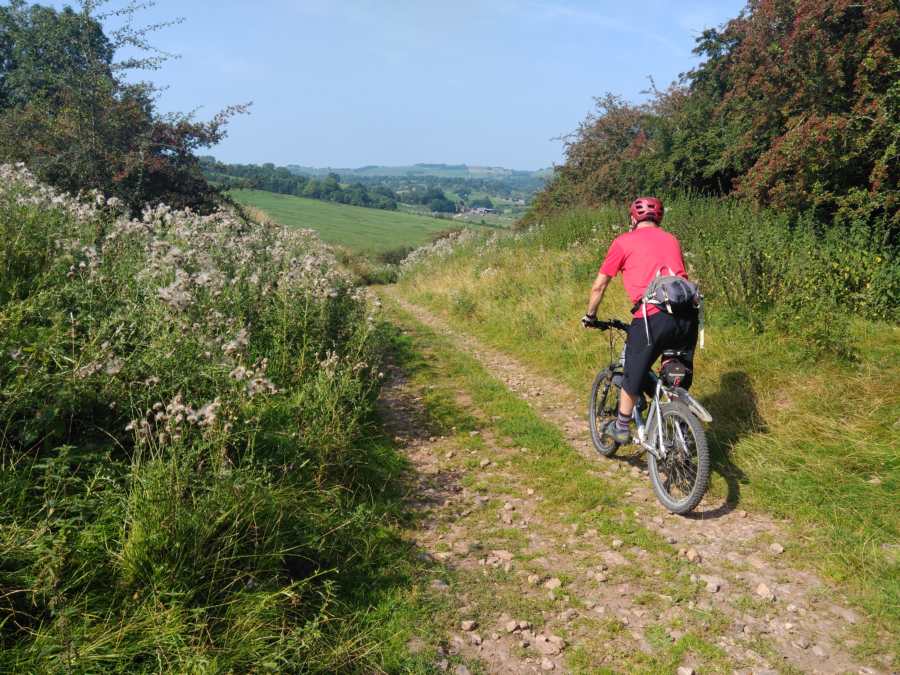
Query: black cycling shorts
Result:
<box><xmin>622</xmin><ymin>311</ymin><xmax>698</xmax><ymax>397</ymax></box>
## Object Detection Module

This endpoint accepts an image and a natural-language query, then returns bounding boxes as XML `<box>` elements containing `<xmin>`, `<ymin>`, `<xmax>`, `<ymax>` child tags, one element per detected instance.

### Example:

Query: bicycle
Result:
<box><xmin>585</xmin><ymin>318</ymin><xmax>713</xmax><ymax>514</ymax></box>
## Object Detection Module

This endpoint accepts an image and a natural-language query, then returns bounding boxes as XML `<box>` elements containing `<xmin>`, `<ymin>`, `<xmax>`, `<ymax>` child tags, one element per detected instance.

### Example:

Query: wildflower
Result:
<box><xmin>222</xmin><ymin>328</ymin><xmax>249</xmax><ymax>356</ymax></box>
<box><xmin>246</xmin><ymin>377</ymin><xmax>278</xmax><ymax>397</ymax></box>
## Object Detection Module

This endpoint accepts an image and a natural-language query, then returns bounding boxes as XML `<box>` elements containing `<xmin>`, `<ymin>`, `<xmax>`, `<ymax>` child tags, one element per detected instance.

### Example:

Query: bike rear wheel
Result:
<box><xmin>588</xmin><ymin>367</ymin><xmax>621</xmax><ymax>457</ymax></box>
<box><xmin>647</xmin><ymin>401</ymin><xmax>709</xmax><ymax>514</ymax></box>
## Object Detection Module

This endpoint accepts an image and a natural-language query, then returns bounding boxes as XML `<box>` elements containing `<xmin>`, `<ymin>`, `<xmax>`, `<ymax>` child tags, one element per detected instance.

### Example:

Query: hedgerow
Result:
<box><xmin>530</xmin><ymin>0</ymin><xmax>899</xmax><ymax>247</ymax></box>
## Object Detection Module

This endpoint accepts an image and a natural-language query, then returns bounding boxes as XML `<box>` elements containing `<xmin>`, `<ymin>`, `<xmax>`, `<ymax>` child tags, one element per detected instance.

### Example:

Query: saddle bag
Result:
<box><xmin>660</xmin><ymin>357</ymin><xmax>691</xmax><ymax>388</ymax></box>
<box><xmin>632</xmin><ymin>266</ymin><xmax>705</xmax><ymax>348</ymax></box>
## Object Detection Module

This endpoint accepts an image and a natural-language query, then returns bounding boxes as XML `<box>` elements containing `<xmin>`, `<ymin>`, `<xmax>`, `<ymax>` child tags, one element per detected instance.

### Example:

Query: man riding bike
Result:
<box><xmin>581</xmin><ymin>197</ymin><xmax>699</xmax><ymax>445</ymax></box>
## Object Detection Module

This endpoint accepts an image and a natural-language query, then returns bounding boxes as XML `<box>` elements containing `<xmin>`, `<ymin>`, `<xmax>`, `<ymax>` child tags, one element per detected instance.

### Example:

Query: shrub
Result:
<box><xmin>0</xmin><ymin>2</ymin><xmax>246</xmax><ymax>215</ymax></box>
<box><xmin>0</xmin><ymin>164</ymin><xmax>395</xmax><ymax>671</ymax></box>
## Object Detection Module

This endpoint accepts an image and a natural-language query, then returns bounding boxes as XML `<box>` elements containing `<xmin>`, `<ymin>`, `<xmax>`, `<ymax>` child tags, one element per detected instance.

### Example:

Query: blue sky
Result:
<box><xmin>75</xmin><ymin>0</ymin><xmax>747</xmax><ymax>169</ymax></box>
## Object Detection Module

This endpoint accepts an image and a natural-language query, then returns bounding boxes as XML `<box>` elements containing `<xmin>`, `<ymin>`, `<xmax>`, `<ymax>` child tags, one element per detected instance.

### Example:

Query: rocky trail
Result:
<box><xmin>378</xmin><ymin>289</ymin><xmax>894</xmax><ymax>674</ymax></box>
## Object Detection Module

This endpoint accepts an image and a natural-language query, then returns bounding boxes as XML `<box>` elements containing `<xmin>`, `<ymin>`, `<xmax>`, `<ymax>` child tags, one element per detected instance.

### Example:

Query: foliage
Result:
<box><xmin>531</xmin><ymin>0</ymin><xmax>899</xmax><ymax>246</ymax></box>
<box><xmin>468</xmin><ymin>196</ymin><xmax>494</xmax><ymax>209</ymax></box>
<box><xmin>202</xmin><ymin>158</ymin><xmax>400</xmax><ymax>210</ymax></box>
<box><xmin>0</xmin><ymin>165</ymin><xmax>415</xmax><ymax>671</ymax></box>
<box><xmin>401</xmin><ymin>186</ymin><xmax>458</xmax><ymax>213</ymax></box>
<box><xmin>0</xmin><ymin>1</ymin><xmax>245</xmax><ymax>214</ymax></box>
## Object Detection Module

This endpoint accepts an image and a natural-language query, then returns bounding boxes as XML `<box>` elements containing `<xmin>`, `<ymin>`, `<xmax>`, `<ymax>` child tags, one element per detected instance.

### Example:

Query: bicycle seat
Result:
<box><xmin>661</xmin><ymin>350</ymin><xmax>689</xmax><ymax>359</ymax></box>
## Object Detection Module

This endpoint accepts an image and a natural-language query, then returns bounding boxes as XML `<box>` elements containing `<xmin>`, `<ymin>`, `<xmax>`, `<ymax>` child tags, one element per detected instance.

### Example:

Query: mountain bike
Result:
<box><xmin>585</xmin><ymin>319</ymin><xmax>712</xmax><ymax>514</ymax></box>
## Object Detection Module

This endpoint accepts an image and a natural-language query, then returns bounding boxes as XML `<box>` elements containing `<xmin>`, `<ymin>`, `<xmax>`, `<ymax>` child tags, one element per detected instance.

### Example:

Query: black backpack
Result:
<box><xmin>633</xmin><ymin>267</ymin><xmax>704</xmax><ymax>347</ymax></box>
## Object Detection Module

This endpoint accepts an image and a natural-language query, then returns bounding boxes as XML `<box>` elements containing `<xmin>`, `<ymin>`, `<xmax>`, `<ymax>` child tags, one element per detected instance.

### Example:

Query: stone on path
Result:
<box><xmin>601</xmin><ymin>550</ymin><xmax>628</xmax><ymax>567</ymax></box>
<box><xmin>479</xmin><ymin>459</ymin><xmax>491</xmax><ymax>468</ymax></box>
<box><xmin>543</xmin><ymin>577</ymin><xmax>562</xmax><ymax>590</ymax></box>
<box><xmin>611</xmin><ymin>538</ymin><xmax>624</xmax><ymax>549</ymax></box>
<box><xmin>702</xmin><ymin>576</ymin><xmax>723</xmax><ymax>593</ymax></box>
<box><xmin>685</xmin><ymin>548</ymin><xmax>702</xmax><ymax>563</ymax></box>
<box><xmin>677</xmin><ymin>668</ymin><xmax>695</xmax><ymax>675</ymax></box>
<box><xmin>461</xmin><ymin>620</ymin><xmax>477</xmax><ymax>631</ymax></box>
<box><xmin>756</xmin><ymin>582</ymin><xmax>776</xmax><ymax>601</ymax></box>
<box><xmin>533</xmin><ymin>634</ymin><xmax>565</xmax><ymax>656</ymax></box>
<box><xmin>769</xmin><ymin>542</ymin><xmax>785</xmax><ymax>555</ymax></box>
<box><xmin>541</xmin><ymin>657</ymin><xmax>556</xmax><ymax>671</ymax></box>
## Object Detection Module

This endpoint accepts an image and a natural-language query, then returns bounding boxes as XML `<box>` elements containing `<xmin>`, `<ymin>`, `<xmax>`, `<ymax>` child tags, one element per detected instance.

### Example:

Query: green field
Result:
<box><xmin>231</xmin><ymin>189</ymin><xmax>471</xmax><ymax>254</ymax></box>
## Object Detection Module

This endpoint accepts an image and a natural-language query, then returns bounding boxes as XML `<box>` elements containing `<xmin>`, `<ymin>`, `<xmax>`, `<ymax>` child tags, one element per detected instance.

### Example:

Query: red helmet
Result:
<box><xmin>629</xmin><ymin>197</ymin><xmax>664</xmax><ymax>224</ymax></box>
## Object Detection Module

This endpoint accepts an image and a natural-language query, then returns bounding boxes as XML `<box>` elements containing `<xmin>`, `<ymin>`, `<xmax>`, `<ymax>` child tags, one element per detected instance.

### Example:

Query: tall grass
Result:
<box><xmin>0</xmin><ymin>165</ymin><xmax>414</xmax><ymax>671</ymax></box>
<box><xmin>397</xmin><ymin>199</ymin><xmax>900</xmax><ymax>638</ymax></box>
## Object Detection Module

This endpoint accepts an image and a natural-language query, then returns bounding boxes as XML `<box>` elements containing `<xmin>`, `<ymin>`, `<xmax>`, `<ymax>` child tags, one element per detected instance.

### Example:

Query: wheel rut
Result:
<box><xmin>379</xmin><ymin>287</ymin><xmax>893</xmax><ymax>674</ymax></box>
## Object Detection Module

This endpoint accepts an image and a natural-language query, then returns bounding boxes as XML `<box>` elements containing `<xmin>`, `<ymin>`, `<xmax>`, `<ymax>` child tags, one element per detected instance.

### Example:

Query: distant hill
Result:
<box><xmin>285</xmin><ymin>163</ymin><xmax>553</xmax><ymax>180</ymax></box>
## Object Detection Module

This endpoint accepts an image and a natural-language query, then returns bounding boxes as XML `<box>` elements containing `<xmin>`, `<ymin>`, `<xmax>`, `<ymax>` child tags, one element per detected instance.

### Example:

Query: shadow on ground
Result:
<box><xmin>690</xmin><ymin>370</ymin><xmax>767</xmax><ymax>518</ymax></box>
<box><xmin>609</xmin><ymin>371</ymin><xmax>766</xmax><ymax>519</ymax></box>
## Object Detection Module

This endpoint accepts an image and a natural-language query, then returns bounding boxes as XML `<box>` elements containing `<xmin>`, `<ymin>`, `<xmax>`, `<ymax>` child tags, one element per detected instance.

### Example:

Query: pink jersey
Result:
<box><xmin>599</xmin><ymin>227</ymin><xmax>688</xmax><ymax>318</ymax></box>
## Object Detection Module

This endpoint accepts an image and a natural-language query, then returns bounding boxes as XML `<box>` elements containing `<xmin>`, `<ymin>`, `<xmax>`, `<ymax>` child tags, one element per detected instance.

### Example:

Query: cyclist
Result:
<box><xmin>581</xmin><ymin>197</ymin><xmax>699</xmax><ymax>444</ymax></box>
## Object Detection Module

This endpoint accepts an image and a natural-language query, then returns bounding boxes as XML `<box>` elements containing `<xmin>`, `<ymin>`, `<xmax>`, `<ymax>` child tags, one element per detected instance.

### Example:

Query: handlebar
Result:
<box><xmin>585</xmin><ymin>318</ymin><xmax>629</xmax><ymax>332</ymax></box>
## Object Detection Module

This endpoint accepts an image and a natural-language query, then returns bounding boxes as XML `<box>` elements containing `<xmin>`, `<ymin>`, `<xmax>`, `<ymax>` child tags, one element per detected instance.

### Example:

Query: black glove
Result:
<box><xmin>581</xmin><ymin>313</ymin><xmax>598</xmax><ymax>328</ymax></box>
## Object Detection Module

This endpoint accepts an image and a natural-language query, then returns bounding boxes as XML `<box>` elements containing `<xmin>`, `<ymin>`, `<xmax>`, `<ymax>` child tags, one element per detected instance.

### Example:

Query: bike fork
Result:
<box><xmin>633</xmin><ymin>384</ymin><xmax>665</xmax><ymax>461</ymax></box>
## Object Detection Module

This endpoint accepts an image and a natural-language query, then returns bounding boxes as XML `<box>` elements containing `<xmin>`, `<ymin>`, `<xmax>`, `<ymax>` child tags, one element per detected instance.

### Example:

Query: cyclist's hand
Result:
<box><xmin>581</xmin><ymin>313</ymin><xmax>598</xmax><ymax>328</ymax></box>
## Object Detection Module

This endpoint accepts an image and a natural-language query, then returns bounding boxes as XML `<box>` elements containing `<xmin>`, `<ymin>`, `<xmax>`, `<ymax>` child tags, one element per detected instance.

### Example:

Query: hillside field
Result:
<box><xmin>230</xmin><ymin>188</ymin><xmax>474</xmax><ymax>254</ymax></box>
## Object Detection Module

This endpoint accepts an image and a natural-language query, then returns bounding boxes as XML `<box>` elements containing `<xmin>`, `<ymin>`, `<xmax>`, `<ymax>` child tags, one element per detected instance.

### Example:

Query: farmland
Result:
<box><xmin>230</xmin><ymin>189</ymin><xmax>483</xmax><ymax>254</ymax></box>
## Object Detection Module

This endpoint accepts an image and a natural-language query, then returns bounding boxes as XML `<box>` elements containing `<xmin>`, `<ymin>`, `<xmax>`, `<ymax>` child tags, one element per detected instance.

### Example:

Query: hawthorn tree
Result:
<box><xmin>531</xmin><ymin>0</ymin><xmax>899</xmax><ymax>243</ymax></box>
<box><xmin>0</xmin><ymin>0</ymin><xmax>248</xmax><ymax>213</ymax></box>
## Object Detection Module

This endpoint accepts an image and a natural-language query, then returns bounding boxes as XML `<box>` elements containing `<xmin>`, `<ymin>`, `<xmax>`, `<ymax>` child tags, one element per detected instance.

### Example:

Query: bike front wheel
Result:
<box><xmin>588</xmin><ymin>367</ymin><xmax>621</xmax><ymax>457</ymax></box>
<box><xmin>647</xmin><ymin>401</ymin><xmax>709</xmax><ymax>514</ymax></box>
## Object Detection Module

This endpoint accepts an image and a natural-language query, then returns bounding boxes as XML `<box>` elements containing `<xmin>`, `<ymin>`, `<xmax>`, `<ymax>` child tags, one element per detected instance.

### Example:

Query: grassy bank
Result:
<box><xmin>396</xmin><ymin>201</ymin><xmax>900</xmax><ymax>635</ymax></box>
<box><xmin>0</xmin><ymin>165</ymin><xmax>433</xmax><ymax>671</ymax></box>
<box><xmin>230</xmin><ymin>188</ymin><xmax>471</xmax><ymax>254</ymax></box>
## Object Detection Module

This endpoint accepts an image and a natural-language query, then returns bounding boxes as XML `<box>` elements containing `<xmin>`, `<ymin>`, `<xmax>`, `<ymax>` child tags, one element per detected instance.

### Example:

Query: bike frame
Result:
<box><xmin>608</xmin><ymin>344</ymin><xmax>713</xmax><ymax>460</ymax></box>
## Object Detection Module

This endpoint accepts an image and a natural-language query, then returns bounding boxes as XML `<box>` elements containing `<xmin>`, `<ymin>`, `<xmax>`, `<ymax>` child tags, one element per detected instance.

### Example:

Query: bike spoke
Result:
<box><xmin>660</xmin><ymin>416</ymin><xmax>698</xmax><ymax>501</ymax></box>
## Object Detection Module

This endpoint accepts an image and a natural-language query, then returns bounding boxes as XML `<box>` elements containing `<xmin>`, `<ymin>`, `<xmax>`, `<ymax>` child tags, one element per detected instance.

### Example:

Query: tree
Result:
<box><xmin>0</xmin><ymin>1</ymin><xmax>247</xmax><ymax>213</ymax></box>
<box><xmin>529</xmin><ymin>0</ymin><xmax>899</xmax><ymax>241</ymax></box>
<box><xmin>302</xmin><ymin>179</ymin><xmax>322</xmax><ymax>199</ymax></box>
<box><xmin>468</xmin><ymin>196</ymin><xmax>494</xmax><ymax>209</ymax></box>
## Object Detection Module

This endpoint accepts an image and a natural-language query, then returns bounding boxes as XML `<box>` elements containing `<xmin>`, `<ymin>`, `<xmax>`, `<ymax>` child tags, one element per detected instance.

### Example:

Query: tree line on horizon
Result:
<box><xmin>203</xmin><ymin>158</ymin><xmax>503</xmax><ymax>215</ymax></box>
<box><xmin>201</xmin><ymin>158</ymin><xmax>402</xmax><ymax>210</ymax></box>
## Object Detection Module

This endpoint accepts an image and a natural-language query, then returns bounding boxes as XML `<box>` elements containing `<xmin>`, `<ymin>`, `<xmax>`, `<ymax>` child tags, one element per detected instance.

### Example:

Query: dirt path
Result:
<box><xmin>379</xmin><ymin>289</ymin><xmax>892</xmax><ymax>674</ymax></box>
